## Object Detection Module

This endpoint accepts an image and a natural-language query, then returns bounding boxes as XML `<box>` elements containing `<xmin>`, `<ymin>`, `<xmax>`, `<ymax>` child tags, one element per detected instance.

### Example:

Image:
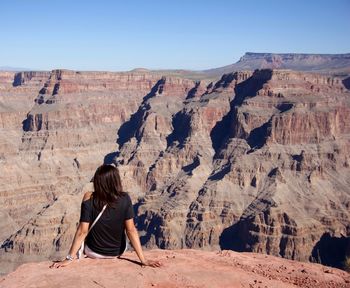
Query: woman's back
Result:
<box><xmin>80</xmin><ymin>192</ymin><xmax>134</xmax><ymax>256</ymax></box>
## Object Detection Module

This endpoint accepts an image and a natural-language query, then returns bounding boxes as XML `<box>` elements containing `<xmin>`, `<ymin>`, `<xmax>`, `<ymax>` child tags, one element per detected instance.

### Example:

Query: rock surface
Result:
<box><xmin>0</xmin><ymin>65</ymin><xmax>350</xmax><ymax>276</ymax></box>
<box><xmin>117</xmin><ymin>69</ymin><xmax>350</xmax><ymax>267</ymax></box>
<box><xmin>0</xmin><ymin>69</ymin><xmax>210</xmax><ymax>275</ymax></box>
<box><xmin>1</xmin><ymin>249</ymin><xmax>349</xmax><ymax>288</ymax></box>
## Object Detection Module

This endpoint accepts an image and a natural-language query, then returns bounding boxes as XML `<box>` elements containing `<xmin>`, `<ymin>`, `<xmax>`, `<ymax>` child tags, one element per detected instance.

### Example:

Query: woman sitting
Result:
<box><xmin>50</xmin><ymin>164</ymin><xmax>161</xmax><ymax>268</ymax></box>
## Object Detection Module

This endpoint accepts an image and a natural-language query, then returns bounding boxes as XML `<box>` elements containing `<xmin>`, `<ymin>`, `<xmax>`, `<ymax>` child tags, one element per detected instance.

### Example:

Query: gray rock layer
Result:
<box><xmin>0</xmin><ymin>68</ymin><xmax>349</xmax><ymax>275</ymax></box>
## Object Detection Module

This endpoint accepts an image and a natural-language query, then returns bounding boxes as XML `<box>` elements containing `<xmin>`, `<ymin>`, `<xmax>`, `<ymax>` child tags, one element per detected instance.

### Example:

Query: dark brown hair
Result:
<box><xmin>92</xmin><ymin>164</ymin><xmax>125</xmax><ymax>209</ymax></box>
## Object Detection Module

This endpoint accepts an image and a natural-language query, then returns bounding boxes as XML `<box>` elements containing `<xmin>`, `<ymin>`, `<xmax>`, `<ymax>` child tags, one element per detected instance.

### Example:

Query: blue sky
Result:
<box><xmin>0</xmin><ymin>0</ymin><xmax>349</xmax><ymax>71</ymax></box>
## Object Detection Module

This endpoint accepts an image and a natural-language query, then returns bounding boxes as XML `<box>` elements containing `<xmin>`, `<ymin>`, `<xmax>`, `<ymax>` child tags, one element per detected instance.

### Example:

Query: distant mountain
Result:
<box><xmin>0</xmin><ymin>66</ymin><xmax>32</xmax><ymax>72</ymax></box>
<box><xmin>204</xmin><ymin>52</ymin><xmax>350</xmax><ymax>77</ymax></box>
<box><xmin>4</xmin><ymin>52</ymin><xmax>350</xmax><ymax>78</ymax></box>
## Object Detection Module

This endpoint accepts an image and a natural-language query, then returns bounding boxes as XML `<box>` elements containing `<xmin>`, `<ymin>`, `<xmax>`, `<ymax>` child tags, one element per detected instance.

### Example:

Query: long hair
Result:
<box><xmin>92</xmin><ymin>164</ymin><xmax>124</xmax><ymax>209</ymax></box>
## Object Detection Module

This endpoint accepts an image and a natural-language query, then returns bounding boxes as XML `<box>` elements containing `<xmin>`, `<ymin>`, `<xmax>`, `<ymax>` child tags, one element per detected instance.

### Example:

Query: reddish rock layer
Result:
<box><xmin>1</xmin><ymin>249</ymin><xmax>349</xmax><ymax>288</ymax></box>
<box><xmin>0</xmin><ymin>68</ymin><xmax>349</xmax><ymax>277</ymax></box>
<box><xmin>0</xmin><ymin>70</ymin><xmax>209</xmax><ymax>275</ymax></box>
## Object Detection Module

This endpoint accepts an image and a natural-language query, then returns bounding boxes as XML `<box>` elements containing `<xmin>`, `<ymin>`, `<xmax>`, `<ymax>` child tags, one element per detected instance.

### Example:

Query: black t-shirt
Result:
<box><xmin>79</xmin><ymin>193</ymin><xmax>134</xmax><ymax>256</ymax></box>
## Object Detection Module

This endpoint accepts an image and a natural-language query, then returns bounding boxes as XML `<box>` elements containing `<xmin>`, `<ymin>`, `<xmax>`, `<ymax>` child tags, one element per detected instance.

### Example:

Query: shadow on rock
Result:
<box><xmin>103</xmin><ymin>152</ymin><xmax>119</xmax><ymax>165</ymax></box>
<box><xmin>310</xmin><ymin>232</ymin><xmax>349</xmax><ymax>269</ymax></box>
<box><xmin>210</xmin><ymin>69</ymin><xmax>273</xmax><ymax>155</ymax></box>
<box><xmin>219</xmin><ymin>220</ymin><xmax>246</xmax><ymax>252</ymax></box>
<box><xmin>117</xmin><ymin>78</ymin><xmax>166</xmax><ymax>148</ymax></box>
<box><xmin>342</xmin><ymin>76</ymin><xmax>350</xmax><ymax>90</ymax></box>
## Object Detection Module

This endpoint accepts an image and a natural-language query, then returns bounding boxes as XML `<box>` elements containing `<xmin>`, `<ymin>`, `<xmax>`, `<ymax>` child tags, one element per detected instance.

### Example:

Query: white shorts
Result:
<box><xmin>84</xmin><ymin>242</ymin><xmax>128</xmax><ymax>259</ymax></box>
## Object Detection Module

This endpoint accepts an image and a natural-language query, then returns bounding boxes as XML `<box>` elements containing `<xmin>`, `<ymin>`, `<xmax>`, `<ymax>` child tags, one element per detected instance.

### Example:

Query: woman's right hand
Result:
<box><xmin>141</xmin><ymin>260</ymin><xmax>162</xmax><ymax>268</ymax></box>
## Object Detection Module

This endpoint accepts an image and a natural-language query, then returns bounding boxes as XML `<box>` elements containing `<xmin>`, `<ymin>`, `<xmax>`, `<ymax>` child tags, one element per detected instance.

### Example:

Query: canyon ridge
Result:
<box><xmin>0</xmin><ymin>53</ymin><xmax>349</xmax><ymax>277</ymax></box>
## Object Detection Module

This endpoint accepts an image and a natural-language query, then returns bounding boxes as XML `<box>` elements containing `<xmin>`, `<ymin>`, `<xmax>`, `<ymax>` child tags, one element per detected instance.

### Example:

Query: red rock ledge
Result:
<box><xmin>1</xmin><ymin>249</ymin><xmax>349</xmax><ymax>288</ymax></box>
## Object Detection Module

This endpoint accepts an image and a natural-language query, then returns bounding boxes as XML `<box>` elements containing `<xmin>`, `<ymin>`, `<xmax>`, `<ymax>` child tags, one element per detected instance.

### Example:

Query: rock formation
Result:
<box><xmin>1</xmin><ymin>249</ymin><xmax>349</xmax><ymax>288</ymax></box>
<box><xmin>204</xmin><ymin>52</ymin><xmax>350</xmax><ymax>77</ymax></box>
<box><xmin>115</xmin><ymin>69</ymin><xmax>350</xmax><ymax>269</ymax></box>
<box><xmin>0</xmin><ymin>65</ymin><xmax>349</xmax><ymax>276</ymax></box>
<box><xmin>0</xmin><ymin>69</ymin><xmax>208</xmax><ymax>275</ymax></box>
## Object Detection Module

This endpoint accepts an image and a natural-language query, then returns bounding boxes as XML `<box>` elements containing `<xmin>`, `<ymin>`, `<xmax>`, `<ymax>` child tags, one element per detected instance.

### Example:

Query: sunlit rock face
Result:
<box><xmin>124</xmin><ymin>70</ymin><xmax>350</xmax><ymax>267</ymax></box>
<box><xmin>0</xmin><ymin>67</ymin><xmax>349</xmax><ymax>275</ymax></box>
<box><xmin>0</xmin><ymin>69</ymin><xmax>208</xmax><ymax>275</ymax></box>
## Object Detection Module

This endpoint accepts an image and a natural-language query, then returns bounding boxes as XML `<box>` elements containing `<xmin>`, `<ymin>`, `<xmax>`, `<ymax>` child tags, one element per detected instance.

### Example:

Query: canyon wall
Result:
<box><xmin>117</xmin><ymin>69</ymin><xmax>350</xmax><ymax>267</ymax></box>
<box><xmin>0</xmin><ymin>68</ymin><xmax>349</xmax><ymax>275</ymax></box>
<box><xmin>0</xmin><ymin>69</ymin><xmax>209</xmax><ymax>274</ymax></box>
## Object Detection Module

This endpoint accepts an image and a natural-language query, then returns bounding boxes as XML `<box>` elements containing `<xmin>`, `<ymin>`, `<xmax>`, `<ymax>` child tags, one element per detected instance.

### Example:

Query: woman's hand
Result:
<box><xmin>49</xmin><ymin>259</ymin><xmax>73</xmax><ymax>269</ymax></box>
<box><xmin>141</xmin><ymin>260</ymin><xmax>162</xmax><ymax>268</ymax></box>
<box><xmin>125</xmin><ymin>219</ymin><xmax>162</xmax><ymax>268</ymax></box>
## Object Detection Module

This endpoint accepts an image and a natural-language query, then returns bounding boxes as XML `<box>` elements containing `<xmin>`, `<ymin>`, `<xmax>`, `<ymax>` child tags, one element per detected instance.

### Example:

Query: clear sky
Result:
<box><xmin>0</xmin><ymin>0</ymin><xmax>349</xmax><ymax>71</ymax></box>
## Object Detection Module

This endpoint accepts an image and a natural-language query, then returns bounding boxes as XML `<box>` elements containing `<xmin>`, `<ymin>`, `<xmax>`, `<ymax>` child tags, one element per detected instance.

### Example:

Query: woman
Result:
<box><xmin>50</xmin><ymin>164</ymin><xmax>161</xmax><ymax>268</ymax></box>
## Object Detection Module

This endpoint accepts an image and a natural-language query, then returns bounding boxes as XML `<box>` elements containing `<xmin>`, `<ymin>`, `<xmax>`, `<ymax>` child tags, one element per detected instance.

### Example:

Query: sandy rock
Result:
<box><xmin>1</xmin><ymin>249</ymin><xmax>349</xmax><ymax>288</ymax></box>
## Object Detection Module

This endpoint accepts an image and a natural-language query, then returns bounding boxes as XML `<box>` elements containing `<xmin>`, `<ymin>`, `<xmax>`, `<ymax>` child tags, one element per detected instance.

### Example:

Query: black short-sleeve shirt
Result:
<box><xmin>79</xmin><ymin>193</ymin><xmax>134</xmax><ymax>256</ymax></box>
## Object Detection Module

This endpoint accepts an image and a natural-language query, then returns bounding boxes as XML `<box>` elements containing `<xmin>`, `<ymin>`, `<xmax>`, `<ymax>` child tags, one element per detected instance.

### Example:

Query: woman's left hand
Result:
<box><xmin>49</xmin><ymin>259</ymin><xmax>73</xmax><ymax>269</ymax></box>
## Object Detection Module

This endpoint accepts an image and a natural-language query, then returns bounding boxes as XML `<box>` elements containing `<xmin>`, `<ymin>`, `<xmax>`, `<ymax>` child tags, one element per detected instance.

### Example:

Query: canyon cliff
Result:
<box><xmin>0</xmin><ymin>62</ymin><xmax>349</xmax><ymax>276</ymax></box>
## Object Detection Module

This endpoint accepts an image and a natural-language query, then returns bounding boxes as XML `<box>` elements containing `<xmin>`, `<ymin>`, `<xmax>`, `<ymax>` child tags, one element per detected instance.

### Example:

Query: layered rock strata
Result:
<box><xmin>0</xmin><ymin>69</ymin><xmax>208</xmax><ymax>275</ymax></box>
<box><xmin>116</xmin><ymin>69</ymin><xmax>350</xmax><ymax>268</ymax></box>
<box><xmin>0</xmin><ymin>68</ymin><xmax>349</xmax><ymax>276</ymax></box>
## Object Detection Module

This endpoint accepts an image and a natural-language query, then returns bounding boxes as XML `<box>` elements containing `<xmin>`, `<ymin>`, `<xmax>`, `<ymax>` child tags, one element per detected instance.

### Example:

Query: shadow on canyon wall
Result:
<box><xmin>310</xmin><ymin>232</ymin><xmax>349</xmax><ymax>269</ymax></box>
<box><xmin>342</xmin><ymin>76</ymin><xmax>350</xmax><ymax>90</ymax></box>
<box><xmin>103</xmin><ymin>152</ymin><xmax>119</xmax><ymax>165</ymax></box>
<box><xmin>210</xmin><ymin>69</ymin><xmax>273</xmax><ymax>155</ymax></box>
<box><xmin>219</xmin><ymin>221</ymin><xmax>245</xmax><ymax>252</ymax></box>
<box><xmin>12</xmin><ymin>73</ymin><xmax>23</xmax><ymax>87</ymax></box>
<box><xmin>219</xmin><ymin>222</ymin><xmax>350</xmax><ymax>270</ymax></box>
<box><xmin>166</xmin><ymin>110</ymin><xmax>192</xmax><ymax>149</ymax></box>
<box><xmin>117</xmin><ymin>77</ymin><xmax>166</xmax><ymax>149</ymax></box>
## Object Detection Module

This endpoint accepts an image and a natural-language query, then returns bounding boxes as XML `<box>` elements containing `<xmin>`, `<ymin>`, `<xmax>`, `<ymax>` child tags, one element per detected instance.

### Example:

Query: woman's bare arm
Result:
<box><xmin>125</xmin><ymin>218</ymin><xmax>161</xmax><ymax>268</ymax></box>
<box><xmin>67</xmin><ymin>222</ymin><xmax>89</xmax><ymax>256</ymax></box>
<box><xmin>50</xmin><ymin>192</ymin><xmax>91</xmax><ymax>268</ymax></box>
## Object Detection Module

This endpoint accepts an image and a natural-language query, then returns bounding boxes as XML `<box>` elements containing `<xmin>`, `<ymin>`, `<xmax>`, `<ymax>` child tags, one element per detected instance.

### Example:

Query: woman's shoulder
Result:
<box><xmin>116</xmin><ymin>192</ymin><xmax>132</xmax><ymax>204</ymax></box>
<box><xmin>81</xmin><ymin>182</ymin><xmax>94</xmax><ymax>202</ymax></box>
<box><xmin>82</xmin><ymin>191</ymin><xmax>93</xmax><ymax>202</ymax></box>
